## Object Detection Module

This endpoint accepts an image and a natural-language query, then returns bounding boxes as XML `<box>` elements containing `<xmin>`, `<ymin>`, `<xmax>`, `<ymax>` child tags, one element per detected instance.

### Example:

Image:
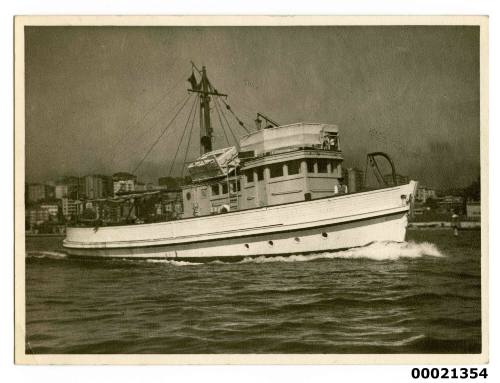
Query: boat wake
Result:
<box><xmin>238</xmin><ymin>241</ymin><xmax>443</xmax><ymax>264</ymax></box>
<box><xmin>26</xmin><ymin>251</ymin><xmax>68</xmax><ymax>259</ymax></box>
<box><xmin>145</xmin><ymin>240</ymin><xmax>443</xmax><ymax>266</ymax></box>
<box><xmin>146</xmin><ymin>259</ymin><xmax>203</xmax><ymax>266</ymax></box>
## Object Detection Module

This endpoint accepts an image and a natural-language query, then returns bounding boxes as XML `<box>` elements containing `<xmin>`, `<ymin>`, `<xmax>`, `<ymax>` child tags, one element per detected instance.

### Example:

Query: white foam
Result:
<box><xmin>237</xmin><ymin>241</ymin><xmax>443</xmax><ymax>264</ymax></box>
<box><xmin>27</xmin><ymin>251</ymin><xmax>68</xmax><ymax>259</ymax></box>
<box><xmin>146</xmin><ymin>259</ymin><xmax>203</xmax><ymax>266</ymax></box>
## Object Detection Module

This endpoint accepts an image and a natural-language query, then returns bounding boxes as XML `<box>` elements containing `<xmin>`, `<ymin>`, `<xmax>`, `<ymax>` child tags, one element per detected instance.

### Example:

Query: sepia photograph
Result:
<box><xmin>14</xmin><ymin>16</ymin><xmax>488</xmax><ymax>364</ymax></box>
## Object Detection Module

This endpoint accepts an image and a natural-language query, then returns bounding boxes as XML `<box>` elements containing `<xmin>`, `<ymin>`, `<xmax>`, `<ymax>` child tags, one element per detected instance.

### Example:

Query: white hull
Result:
<box><xmin>63</xmin><ymin>181</ymin><xmax>417</xmax><ymax>259</ymax></box>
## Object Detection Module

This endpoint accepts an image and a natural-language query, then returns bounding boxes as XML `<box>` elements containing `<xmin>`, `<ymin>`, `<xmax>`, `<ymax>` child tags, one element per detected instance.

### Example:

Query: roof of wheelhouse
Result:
<box><xmin>239</xmin><ymin>122</ymin><xmax>339</xmax><ymax>156</ymax></box>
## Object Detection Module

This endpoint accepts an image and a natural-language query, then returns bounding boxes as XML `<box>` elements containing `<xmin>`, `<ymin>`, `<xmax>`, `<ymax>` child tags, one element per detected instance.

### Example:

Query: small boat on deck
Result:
<box><xmin>63</xmin><ymin>65</ymin><xmax>417</xmax><ymax>260</ymax></box>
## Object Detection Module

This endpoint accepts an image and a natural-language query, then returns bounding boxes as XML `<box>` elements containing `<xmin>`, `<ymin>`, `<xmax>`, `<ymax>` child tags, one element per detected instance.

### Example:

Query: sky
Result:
<box><xmin>25</xmin><ymin>26</ymin><xmax>480</xmax><ymax>189</ymax></box>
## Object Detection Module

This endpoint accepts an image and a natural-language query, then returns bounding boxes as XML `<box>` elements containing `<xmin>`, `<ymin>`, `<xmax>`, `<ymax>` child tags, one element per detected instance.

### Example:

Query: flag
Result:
<box><xmin>187</xmin><ymin>71</ymin><xmax>199</xmax><ymax>90</ymax></box>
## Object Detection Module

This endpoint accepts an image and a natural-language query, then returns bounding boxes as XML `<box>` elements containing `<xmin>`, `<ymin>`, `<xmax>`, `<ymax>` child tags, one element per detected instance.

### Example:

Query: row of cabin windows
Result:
<box><xmin>210</xmin><ymin>181</ymin><xmax>241</xmax><ymax>196</ymax></box>
<box><xmin>245</xmin><ymin>159</ymin><xmax>338</xmax><ymax>182</ymax></box>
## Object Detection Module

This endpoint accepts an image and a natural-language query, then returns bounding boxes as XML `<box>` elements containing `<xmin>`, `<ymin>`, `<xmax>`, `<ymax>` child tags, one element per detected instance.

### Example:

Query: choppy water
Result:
<box><xmin>25</xmin><ymin>230</ymin><xmax>481</xmax><ymax>354</ymax></box>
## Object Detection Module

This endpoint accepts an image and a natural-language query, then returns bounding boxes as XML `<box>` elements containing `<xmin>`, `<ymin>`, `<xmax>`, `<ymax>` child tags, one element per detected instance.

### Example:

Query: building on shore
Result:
<box><xmin>416</xmin><ymin>186</ymin><xmax>437</xmax><ymax>203</ymax></box>
<box><xmin>27</xmin><ymin>207</ymin><xmax>50</xmax><ymax>227</ymax></box>
<box><xmin>466</xmin><ymin>201</ymin><xmax>481</xmax><ymax>221</ymax></box>
<box><xmin>39</xmin><ymin>203</ymin><xmax>59</xmax><ymax>218</ymax></box>
<box><xmin>55</xmin><ymin>184</ymin><xmax>68</xmax><ymax>199</ymax></box>
<box><xmin>113</xmin><ymin>172</ymin><xmax>137</xmax><ymax>195</ymax></box>
<box><xmin>88</xmin><ymin>188</ymin><xmax>183</xmax><ymax>224</ymax></box>
<box><xmin>26</xmin><ymin>203</ymin><xmax>62</xmax><ymax>232</ymax></box>
<box><xmin>61</xmin><ymin>198</ymin><xmax>83</xmax><ymax>221</ymax></box>
<box><xmin>438</xmin><ymin>195</ymin><xmax>464</xmax><ymax>215</ymax></box>
<box><xmin>55</xmin><ymin>176</ymin><xmax>85</xmax><ymax>200</ymax></box>
<box><xmin>84</xmin><ymin>174</ymin><xmax>113</xmax><ymax>199</ymax></box>
<box><xmin>26</xmin><ymin>183</ymin><xmax>55</xmax><ymax>203</ymax></box>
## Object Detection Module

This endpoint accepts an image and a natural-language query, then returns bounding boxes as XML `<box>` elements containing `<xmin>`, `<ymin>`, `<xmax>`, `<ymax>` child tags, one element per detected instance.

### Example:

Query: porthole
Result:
<box><xmin>268</xmin><ymin>240</ymin><xmax>274</xmax><ymax>247</ymax></box>
<box><xmin>294</xmin><ymin>237</ymin><xmax>300</xmax><ymax>243</ymax></box>
<box><xmin>321</xmin><ymin>232</ymin><xmax>328</xmax><ymax>239</ymax></box>
<box><xmin>244</xmin><ymin>244</ymin><xmax>249</xmax><ymax>249</ymax></box>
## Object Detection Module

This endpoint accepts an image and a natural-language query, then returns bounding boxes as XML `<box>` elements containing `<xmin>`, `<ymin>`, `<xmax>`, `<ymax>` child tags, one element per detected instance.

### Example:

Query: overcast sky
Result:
<box><xmin>25</xmin><ymin>26</ymin><xmax>480</xmax><ymax>189</ymax></box>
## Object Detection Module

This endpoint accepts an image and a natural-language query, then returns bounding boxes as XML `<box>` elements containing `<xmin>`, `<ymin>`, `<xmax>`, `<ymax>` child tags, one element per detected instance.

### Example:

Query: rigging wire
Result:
<box><xmin>113</xmin><ymin>92</ymin><xmax>191</xmax><ymax>164</ymax></box>
<box><xmin>167</xmin><ymin>94</ymin><xmax>199</xmax><ymax>176</ymax></box>
<box><xmin>213</xmin><ymin>97</ymin><xmax>239</xmax><ymax>149</ymax></box>
<box><xmin>214</xmin><ymin>96</ymin><xmax>242</xmax><ymax>149</ymax></box>
<box><xmin>105</xmin><ymin>72</ymin><xmax>190</xmax><ymax>164</ymax></box>
<box><xmin>213</xmin><ymin>97</ymin><xmax>232</xmax><ymax>147</ymax></box>
<box><xmin>131</xmin><ymin>93</ymin><xmax>193</xmax><ymax>175</ymax></box>
<box><xmin>207</xmin><ymin>82</ymin><xmax>252</xmax><ymax>134</ymax></box>
<box><xmin>219</xmin><ymin>97</ymin><xmax>252</xmax><ymax>134</ymax></box>
<box><xmin>180</xmin><ymin>95</ymin><xmax>200</xmax><ymax>177</ymax></box>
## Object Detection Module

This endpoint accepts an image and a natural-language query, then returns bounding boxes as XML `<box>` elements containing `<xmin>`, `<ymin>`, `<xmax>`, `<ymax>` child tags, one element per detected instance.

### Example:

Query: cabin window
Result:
<box><xmin>307</xmin><ymin>159</ymin><xmax>315</xmax><ymax>173</ymax></box>
<box><xmin>186</xmin><ymin>192</ymin><xmax>191</xmax><ymax>201</ymax></box>
<box><xmin>211</xmin><ymin>184</ymin><xmax>220</xmax><ymax>196</ymax></box>
<box><xmin>222</xmin><ymin>183</ymin><xmax>228</xmax><ymax>195</ymax></box>
<box><xmin>246</xmin><ymin>170</ymin><xmax>254</xmax><ymax>183</ymax></box>
<box><xmin>269</xmin><ymin>163</ymin><xmax>284</xmax><ymax>178</ymax></box>
<box><xmin>257</xmin><ymin>167</ymin><xmax>264</xmax><ymax>181</ymax></box>
<box><xmin>287</xmin><ymin>160</ymin><xmax>301</xmax><ymax>175</ymax></box>
<box><xmin>317</xmin><ymin>159</ymin><xmax>328</xmax><ymax>173</ymax></box>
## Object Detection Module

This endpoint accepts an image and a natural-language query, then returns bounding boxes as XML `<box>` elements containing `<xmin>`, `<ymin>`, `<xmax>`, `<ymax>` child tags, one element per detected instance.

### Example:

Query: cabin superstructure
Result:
<box><xmin>181</xmin><ymin>122</ymin><xmax>345</xmax><ymax>218</ymax></box>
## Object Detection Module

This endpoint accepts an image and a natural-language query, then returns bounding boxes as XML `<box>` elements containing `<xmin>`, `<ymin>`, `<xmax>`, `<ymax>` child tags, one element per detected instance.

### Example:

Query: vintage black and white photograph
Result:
<box><xmin>15</xmin><ymin>16</ymin><xmax>488</xmax><ymax>363</ymax></box>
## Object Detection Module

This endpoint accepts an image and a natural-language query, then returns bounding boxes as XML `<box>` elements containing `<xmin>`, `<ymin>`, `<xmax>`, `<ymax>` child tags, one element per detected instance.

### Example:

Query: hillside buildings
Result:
<box><xmin>466</xmin><ymin>201</ymin><xmax>481</xmax><ymax>221</ymax></box>
<box><xmin>25</xmin><ymin>171</ymin><xmax>186</xmax><ymax>233</ymax></box>
<box><xmin>416</xmin><ymin>186</ymin><xmax>437</xmax><ymax>203</ymax></box>
<box><xmin>112</xmin><ymin>172</ymin><xmax>137</xmax><ymax>195</ymax></box>
<box><xmin>84</xmin><ymin>174</ymin><xmax>113</xmax><ymax>199</ymax></box>
<box><xmin>26</xmin><ymin>183</ymin><xmax>55</xmax><ymax>203</ymax></box>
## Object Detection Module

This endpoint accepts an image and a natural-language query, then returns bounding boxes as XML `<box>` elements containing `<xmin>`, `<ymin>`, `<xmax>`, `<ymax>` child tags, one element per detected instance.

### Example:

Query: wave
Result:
<box><xmin>146</xmin><ymin>259</ymin><xmax>203</xmax><ymax>266</ymax></box>
<box><xmin>26</xmin><ymin>250</ymin><xmax>67</xmax><ymax>259</ymax></box>
<box><xmin>237</xmin><ymin>241</ymin><xmax>443</xmax><ymax>264</ymax></box>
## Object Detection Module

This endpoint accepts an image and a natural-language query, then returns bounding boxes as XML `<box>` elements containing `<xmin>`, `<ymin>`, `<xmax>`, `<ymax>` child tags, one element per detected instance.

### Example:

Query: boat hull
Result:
<box><xmin>63</xmin><ymin>182</ymin><xmax>417</xmax><ymax>259</ymax></box>
<box><xmin>63</xmin><ymin>211</ymin><xmax>408</xmax><ymax>259</ymax></box>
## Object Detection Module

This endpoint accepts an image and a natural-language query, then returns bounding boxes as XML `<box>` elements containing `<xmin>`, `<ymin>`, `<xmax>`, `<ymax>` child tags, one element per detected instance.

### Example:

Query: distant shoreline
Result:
<box><xmin>408</xmin><ymin>222</ymin><xmax>480</xmax><ymax>230</ymax></box>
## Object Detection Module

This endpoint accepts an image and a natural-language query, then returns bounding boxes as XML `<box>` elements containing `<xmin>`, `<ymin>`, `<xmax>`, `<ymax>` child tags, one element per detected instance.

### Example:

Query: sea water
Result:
<box><xmin>25</xmin><ymin>230</ymin><xmax>481</xmax><ymax>354</ymax></box>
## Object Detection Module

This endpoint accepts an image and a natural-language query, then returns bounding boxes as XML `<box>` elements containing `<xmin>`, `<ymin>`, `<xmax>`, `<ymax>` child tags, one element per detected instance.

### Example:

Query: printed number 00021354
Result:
<box><xmin>411</xmin><ymin>368</ymin><xmax>488</xmax><ymax>379</ymax></box>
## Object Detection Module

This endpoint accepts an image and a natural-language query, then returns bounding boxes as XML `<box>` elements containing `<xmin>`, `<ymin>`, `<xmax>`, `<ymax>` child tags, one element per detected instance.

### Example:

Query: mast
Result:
<box><xmin>188</xmin><ymin>64</ymin><xmax>228</xmax><ymax>154</ymax></box>
<box><xmin>200</xmin><ymin>66</ymin><xmax>213</xmax><ymax>153</ymax></box>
